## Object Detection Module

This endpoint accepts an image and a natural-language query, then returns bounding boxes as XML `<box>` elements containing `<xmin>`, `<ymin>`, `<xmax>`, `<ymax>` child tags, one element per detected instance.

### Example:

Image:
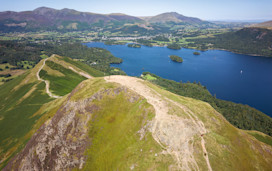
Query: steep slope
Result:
<box><xmin>0</xmin><ymin>55</ymin><xmax>103</xmax><ymax>169</ymax></box>
<box><xmin>3</xmin><ymin>75</ymin><xmax>272</xmax><ymax>170</ymax></box>
<box><xmin>0</xmin><ymin>7</ymin><xmax>143</xmax><ymax>31</ymax></box>
<box><xmin>145</xmin><ymin>12</ymin><xmax>203</xmax><ymax>24</ymax></box>
<box><xmin>251</xmin><ymin>20</ymin><xmax>272</xmax><ymax>30</ymax></box>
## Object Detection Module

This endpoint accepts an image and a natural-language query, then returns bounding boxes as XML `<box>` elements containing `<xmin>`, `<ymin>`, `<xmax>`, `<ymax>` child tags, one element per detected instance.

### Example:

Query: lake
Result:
<box><xmin>85</xmin><ymin>42</ymin><xmax>272</xmax><ymax>117</ymax></box>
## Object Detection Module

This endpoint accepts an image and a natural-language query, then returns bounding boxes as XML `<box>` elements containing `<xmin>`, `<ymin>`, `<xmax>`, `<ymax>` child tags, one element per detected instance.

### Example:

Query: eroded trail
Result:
<box><xmin>68</xmin><ymin>66</ymin><xmax>92</xmax><ymax>79</ymax></box>
<box><xmin>105</xmin><ymin>75</ymin><xmax>212</xmax><ymax>171</ymax></box>
<box><xmin>36</xmin><ymin>58</ymin><xmax>62</xmax><ymax>99</ymax></box>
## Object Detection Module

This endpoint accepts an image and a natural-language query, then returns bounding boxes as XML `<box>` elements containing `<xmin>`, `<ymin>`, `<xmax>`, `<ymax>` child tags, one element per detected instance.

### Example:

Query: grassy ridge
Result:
<box><xmin>83</xmin><ymin>91</ymin><xmax>172</xmax><ymax>170</ymax></box>
<box><xmin>66</xmin><ymin>78</ymin><xmax>175</xmax><ymax>170</ymax></box>
<box><xmin>61</xmin><ymin>56</ymin><xmax>105</xmax><ymax>77</ymax></box>
<box><xmin>40</xmin><ymin>60</ymin><xmax>86</xmax><ymax>96</ymax></box>
<box><xmin>141</xmin><ymin>72</ymin><xmax>272</xmax><ymax>137</ymax></box>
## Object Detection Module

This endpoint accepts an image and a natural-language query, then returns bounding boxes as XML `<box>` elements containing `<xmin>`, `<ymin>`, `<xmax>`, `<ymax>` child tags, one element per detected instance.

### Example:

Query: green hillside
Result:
<box><xmin>2</xmin><ymin>75</ymin><xmax>272</xmax><ymax>170</ymax></box>
<box><xmin>0</xmin><ymin>55</ymin><xmax>103</xmax><ymax>169</ymax></box>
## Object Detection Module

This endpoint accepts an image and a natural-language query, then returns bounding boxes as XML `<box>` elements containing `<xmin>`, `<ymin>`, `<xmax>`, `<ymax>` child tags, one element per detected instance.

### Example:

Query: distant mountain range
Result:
<box><xmin>0</xmin><ymin>7</ymin><xmax>209</xmax><ymax>31</ymax></box>
<box><xmin>0</xmin><ymin>6</ymin><xmax>271</xmax><ymax>37</ymax></box>
<box><xmin>0</xmin><ymin>7</ymin><xmax>143</xmax><ymax>31</ymax></box>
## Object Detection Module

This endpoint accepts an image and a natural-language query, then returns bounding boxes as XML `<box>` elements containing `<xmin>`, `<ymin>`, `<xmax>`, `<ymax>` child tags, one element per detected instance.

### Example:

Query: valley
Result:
<box><xmin>0</xmin><ymin>4</ymin><xmax>272</xmax><ymax>171</ymax></box>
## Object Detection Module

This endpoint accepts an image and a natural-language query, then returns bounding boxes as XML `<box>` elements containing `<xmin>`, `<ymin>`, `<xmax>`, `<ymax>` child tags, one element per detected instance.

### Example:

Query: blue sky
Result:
<box><xmin>1</xmin><ymin>0</ymin><xmax>271</xmax><ymax>21</ymax></box>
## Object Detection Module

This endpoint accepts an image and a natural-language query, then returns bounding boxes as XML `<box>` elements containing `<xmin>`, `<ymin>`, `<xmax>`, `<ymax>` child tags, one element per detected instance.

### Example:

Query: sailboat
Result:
<box><xmin>240</xmin><ymin>70</ymin><xmax>243</xmax><ymax>74</ymax></box>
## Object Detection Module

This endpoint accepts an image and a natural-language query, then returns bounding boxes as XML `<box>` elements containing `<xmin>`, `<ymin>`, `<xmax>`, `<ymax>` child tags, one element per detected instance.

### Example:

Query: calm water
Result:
<box><xmin>85</xmin><ymin>42</ymin><xmax>272</xmax><ymax>117</ymax></box>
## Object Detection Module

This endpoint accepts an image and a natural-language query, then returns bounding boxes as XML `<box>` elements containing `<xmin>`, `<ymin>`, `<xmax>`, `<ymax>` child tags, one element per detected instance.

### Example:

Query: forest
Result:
<box><xmin>0</xmin><ymin>41</ymin><xmax>125</xmax><ymax>75</ymax></box>
<box><xmin>167</xmin><ymin>43</ymin><xmax>182</xmax><ymax>50</ymax></box>
<box><xmin>127</xmin><ymin>43</ymin><xmax>141</xmax><ymax>48</ymax></box>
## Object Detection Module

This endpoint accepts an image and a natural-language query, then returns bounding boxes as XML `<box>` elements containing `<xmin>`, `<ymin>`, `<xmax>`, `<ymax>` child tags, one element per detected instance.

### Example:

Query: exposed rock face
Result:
<box><xmin>4</xmin><ymin>86</ymin><xmax>136</xmax><ymax>171</ymax></box>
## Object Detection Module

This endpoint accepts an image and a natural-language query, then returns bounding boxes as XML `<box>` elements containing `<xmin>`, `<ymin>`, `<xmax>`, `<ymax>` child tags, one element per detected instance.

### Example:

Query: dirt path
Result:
<box><xmin>36</xmin><ymin>58</ymin><xmax>62</xmax><ymax>99</ymax></box>
<box><xmin>36</xmin><ymin>55</ymin><xmax>92</xmax><ymax>98</ymax></box>
<box><xmin>68</xmin><ymin>66</ymin><xmax>92</xmax><ymax>79</ymax></box>
<box><xmin>105</xmin><ymin>75</ymin><xmax>212</xmax><ymax>171</ymax></box>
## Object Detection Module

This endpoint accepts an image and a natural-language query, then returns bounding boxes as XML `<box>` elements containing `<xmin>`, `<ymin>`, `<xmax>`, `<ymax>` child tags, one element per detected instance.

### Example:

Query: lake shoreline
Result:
<box><xmin>85</xmin><ymin>42</ymin><xmax>272</xmax><ymax>117</ymax></box>
<box><xmin>84</xmin><ymin>41</ymin><xmax>271</xmax><ymax>58</ymax></box>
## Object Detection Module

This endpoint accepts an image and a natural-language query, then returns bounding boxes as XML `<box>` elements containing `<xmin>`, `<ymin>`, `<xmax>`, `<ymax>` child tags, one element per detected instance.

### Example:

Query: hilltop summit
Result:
<box><xmin>144</xmin><ymin>12</ymin><xmax>203</xmax><ymax>24</ymax></box>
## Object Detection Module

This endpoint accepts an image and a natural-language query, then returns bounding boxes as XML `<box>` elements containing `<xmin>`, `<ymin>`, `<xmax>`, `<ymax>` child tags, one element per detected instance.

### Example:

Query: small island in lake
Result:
<box><xmin>169</xmin><ymin>55</ymin><xmax>183</xmax><ymax>63</ymax></box>
<box><xmin>193</xmin><ymin>52</ymin><xmax>200</xmax><ymax>55</ymax></box>
<box><xmin>167</xmin><ymin>43</ymin><xmax>182</xmax><ymax>50</ymax></box>
<box><xmin>128</xmin><ymin>43</ymin><xmax>141</xmax><ymax>48</ymax></box>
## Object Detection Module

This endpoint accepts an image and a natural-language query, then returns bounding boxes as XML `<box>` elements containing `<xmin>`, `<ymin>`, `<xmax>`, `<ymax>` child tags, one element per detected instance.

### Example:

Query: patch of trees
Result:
<box><xmin>169</xmin><ymin>55</ymin><xmax>183</xmax><ymax>63</ymax></box>
<box><xmin>136</xmin><ymin>39</ymin><xmax>153</xmax><ymax>47</ymax></box>
<box><xmin>141</xmin><ymin>72</ymin><xmax>272</xmax><ymax>136</ymax></box>
<box><xmin>153</xmin><ymin>36</ymin><xmax>170</xmax><ymax>42</ymax></box>
<box><xmin>127</xmin><ymin>43</ymin><xmax>141</xmax><ymax>48</ymax></box>
<box><xmin>0</xmin><ymin>41</ymin><xmax>42</xmax><ymax>66</ymax></box>
<box><xmin>167</xmin><ymin>43</ymin><xmax>181</xmax><ymax>50</ymax></box>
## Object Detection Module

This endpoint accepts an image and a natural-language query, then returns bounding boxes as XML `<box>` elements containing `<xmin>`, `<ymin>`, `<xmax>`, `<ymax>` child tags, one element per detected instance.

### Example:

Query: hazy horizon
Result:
<box><xmin>0</xmin><ymin>0</ymin><xmax>271</xmax><ymax>21</ymax></box>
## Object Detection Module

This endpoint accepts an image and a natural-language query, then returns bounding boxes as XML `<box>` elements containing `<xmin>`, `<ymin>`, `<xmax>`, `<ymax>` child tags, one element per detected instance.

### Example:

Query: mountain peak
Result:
<box><xmin>165</xmin><ymin>12</ymin><xmax>181</xmax><ymax>15</ymax></box>
<box><xmin>146</xmin><ymin>12</ymin><xmax>202</xmax><ymax>24</ymax></box>
<box><xmin>33</xmin><ymin>6</ymin><xmax>56</xmax><ymax>15</ymax></box>
<box><xmin>108</xmin><ymin>13</ymin><xmax>126</xmax><ymax>16</ymax></box>
<box><xmin>60</xmin><ymin>8</ymin><xmax>78</xmax><ymax>13</ymax></box>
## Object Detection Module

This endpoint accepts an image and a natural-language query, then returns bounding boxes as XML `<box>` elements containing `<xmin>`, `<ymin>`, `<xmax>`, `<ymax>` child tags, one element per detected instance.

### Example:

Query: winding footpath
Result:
<box><xmin>105</xmin><ymin>75</ymin><xmax>212</xmax><ymax>171</ymax></box>
<box><xmin>68</xmin><ymin>66</ymin><xmax>92</xmax><ymax>79</ymax></box>
<box><xmin>37</xmin><ymin>56</ymin><xmax>93</xmax><ymax>99</ymax></box>
<box><xmin>36</xmin><ymin>58</ymin><xmax>62</xmax><ymax>99</ymax></box>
